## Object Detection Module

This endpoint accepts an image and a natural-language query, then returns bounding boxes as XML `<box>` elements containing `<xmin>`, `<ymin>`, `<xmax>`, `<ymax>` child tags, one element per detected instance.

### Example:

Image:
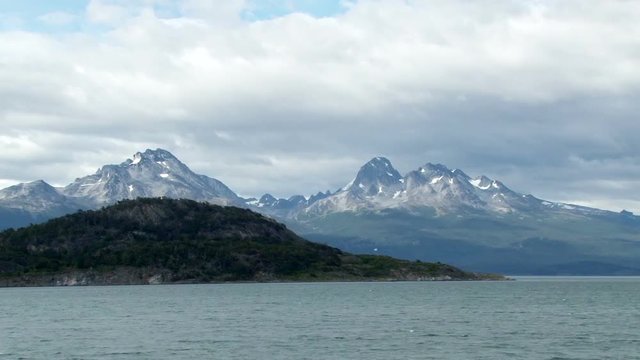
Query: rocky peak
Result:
<box><xmin>0</xmin><ymin>180</ymin><xmax>61</xmax><ymax>200</ymax></box>
<box><xmin>258</xmin><ymin>194</ymin><xmax>278</xmax><ymax>207</ymax></box>
<box><xmin>346</xmin><ymin>157</ymin><xmax>403</xmax><ymax>196</ymax></box>
<box><xmin>62</xmin><ymin>149</ymin><xmax>240</xmax><ymax>206</ymax></box>
<box><xmin>308</xmin><ymin>191</ymin><xmax>332</xmax><ymax>205</ymax></box>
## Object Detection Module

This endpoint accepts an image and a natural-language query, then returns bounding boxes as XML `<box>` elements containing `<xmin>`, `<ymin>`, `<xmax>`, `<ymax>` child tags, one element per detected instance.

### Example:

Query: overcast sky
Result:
<box><xmin>1</xmin><ymin>0</ymin><xmax>639</xmax><ymax>212</ymax></box>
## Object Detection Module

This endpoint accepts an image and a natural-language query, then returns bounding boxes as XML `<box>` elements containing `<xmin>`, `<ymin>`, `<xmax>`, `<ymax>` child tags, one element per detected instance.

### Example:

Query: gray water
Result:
<box><xmin>0</xmin><ymin>278</ymin><xmax>639</xmax><ymax>359</ymax></box>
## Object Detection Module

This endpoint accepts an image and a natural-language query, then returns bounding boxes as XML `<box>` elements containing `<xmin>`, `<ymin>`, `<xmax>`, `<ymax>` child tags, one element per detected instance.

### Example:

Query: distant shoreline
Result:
<box><xmin>0</xmin><ymin>267</ymin><xmax>506</xmax><ymax>288</ymax></box>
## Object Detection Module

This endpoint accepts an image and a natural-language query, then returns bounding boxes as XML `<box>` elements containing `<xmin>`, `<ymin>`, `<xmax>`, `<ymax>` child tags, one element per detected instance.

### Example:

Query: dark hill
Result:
<box><xmin>0</xmin><ymin>198</ymin><xmax>500</xmax><ymax>286</ymax></box>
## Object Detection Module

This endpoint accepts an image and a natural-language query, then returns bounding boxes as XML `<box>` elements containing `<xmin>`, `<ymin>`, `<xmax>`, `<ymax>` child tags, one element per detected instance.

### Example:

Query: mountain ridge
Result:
<box><xmin>257</xmin><ymin>157</ymin><xmax>614</xmax><ymax>220</ymax></box>
<box><xmin>0</xmin><ymin>149</ymin><xmax>626</xmax><ymax>220</ymax></box>
<box><xmin>1</xmin><ymin>149</ymin><xmax>638</xmax><ymax>275</ymax></box>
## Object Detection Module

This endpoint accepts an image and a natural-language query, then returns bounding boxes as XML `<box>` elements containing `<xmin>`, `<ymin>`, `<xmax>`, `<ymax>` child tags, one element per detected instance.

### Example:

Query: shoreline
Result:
<box><xmin>0</xmin><ymin>267</ymin><xmax>506</xmax><ymax>288</ymax></box>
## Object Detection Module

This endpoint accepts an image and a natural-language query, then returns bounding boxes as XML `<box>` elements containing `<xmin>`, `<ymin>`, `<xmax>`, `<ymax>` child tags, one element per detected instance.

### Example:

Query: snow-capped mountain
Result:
<box><xmin>343</xmin><ymin>157</ymin><xmax>404</xmax><ymax>196</ymax></box>
<box><xmin>0</xmin><ymin>180</ymin><xmax>85</xmax><ymax>229</ymax></box>
<box><xmin>0</xmin><ymin>149</ymin><xmax>243</xmax><ymax>229</ymax></box>
<box><xmin>0</xmin><ymin>180</ymin><xmax>82</xmax><ymax>214</ymax></box>
<box><xmin>246</xmin><ymin>191</ymin><xmax>332</xmax><ymax>218</ymax></box>
<box><xmin>296</xmin><ymin>157</ymin><xmax>606</xmax><ymax>218</ymax></box>
<box><xmin>63</xmin><ymin>149</ymin><xmax>241</xmax><ymax>207</ymax></box>
<box><xmin>1</xmin><ymin>151</ymin><xmax>637</xmax><ymax>275</ymax></box>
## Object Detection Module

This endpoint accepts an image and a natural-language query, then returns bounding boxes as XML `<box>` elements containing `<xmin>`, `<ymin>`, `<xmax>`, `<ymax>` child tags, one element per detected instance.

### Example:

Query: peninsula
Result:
<box><xmin>0</xmin><ymin>198</ymin><xmax>502</xmax><ymax>286</ymax></box>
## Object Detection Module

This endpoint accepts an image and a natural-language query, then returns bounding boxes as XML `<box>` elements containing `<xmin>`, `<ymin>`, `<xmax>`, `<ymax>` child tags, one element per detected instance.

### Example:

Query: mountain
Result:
<box><xmin>280</xmin><ymin>158</ymin><xmax>640</xmax><ymax>275</ymax></box>
<box><xmin>0</xmin><ymin>149</ymin><xmax>243</xmax><ymax>227</ymax></box>
<box><xmin>1</xmin><ymin>151</ymin><xmax>638</xmax><ymax>275</ymax></box>
<box><xmin>245</xmin><ymin>191</ymin><xmax>332</xmax><ymax>218</ymax></box>
<box><xmin>0</xmin><ymin>198</ymin><xmax>495</xmax><ymax>286</ymax></box>
<box><xmin>0</xmin><ymin>180</ymin><xmax>84</xmax><ymax>229</ymax></box>
<box><xmin>297</xmin><ymin>159</ymin><xmax>603</xmax><ymax>217</ymax></box>
<box><xmin>63</xmin><ymin>149</ymin><xmax>241</xmax><ymax>207</ymax></box>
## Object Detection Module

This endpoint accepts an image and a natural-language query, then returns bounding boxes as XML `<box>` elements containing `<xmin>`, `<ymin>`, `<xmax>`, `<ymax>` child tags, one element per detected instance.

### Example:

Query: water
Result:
<box><xmin>0</xmin><ymin>278</ymin><xmax>639</xmax><ymax>359</ymax></box>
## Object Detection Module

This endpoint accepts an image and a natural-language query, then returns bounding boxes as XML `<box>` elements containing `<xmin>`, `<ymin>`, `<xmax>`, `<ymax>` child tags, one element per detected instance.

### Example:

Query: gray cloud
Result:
<box><xmin>1</xmin><ymin>0</ymin><xmax>640</xmax><ymax>212</ymax></box>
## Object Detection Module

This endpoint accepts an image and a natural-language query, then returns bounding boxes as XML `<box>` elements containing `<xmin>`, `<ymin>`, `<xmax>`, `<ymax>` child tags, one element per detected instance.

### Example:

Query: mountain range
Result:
<box><xmin>1</xmin><ymin>148</ymin><xmax>639</xmax><ymax>274</ymax></box>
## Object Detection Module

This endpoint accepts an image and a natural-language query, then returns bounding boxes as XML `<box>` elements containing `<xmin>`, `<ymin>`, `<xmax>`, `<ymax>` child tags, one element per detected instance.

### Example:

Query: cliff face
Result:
<box><xmin>0</xmin><ymin>198</ymin><xmax>499</xmax><ymax>286</ymax></box>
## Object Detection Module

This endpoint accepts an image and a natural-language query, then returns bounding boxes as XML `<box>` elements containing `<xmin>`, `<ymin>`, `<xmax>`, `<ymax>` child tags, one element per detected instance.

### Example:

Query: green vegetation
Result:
<box><xmin>0</xmin><ymin>198</ymin><xmax>493</xmax><ymax>285</ymax></box>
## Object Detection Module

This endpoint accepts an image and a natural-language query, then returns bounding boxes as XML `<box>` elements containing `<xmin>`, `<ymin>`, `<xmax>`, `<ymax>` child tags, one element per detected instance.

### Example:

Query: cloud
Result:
<box><xmin>37</xmin><ymin>11</ymin><xmax>77</xmax><ymax>26</ymax></box>
<box><xmin>179</xmin><ymin>0</ymin><xmax>247</xmax><ymax>24</ymax></box>
<box><xmin>1</xmin><ymin>0</ymin><xmax>640</xmax><ymax>212</ymax></box>
<box><xmin>86</xmin><ymin>0</ymin><xmax>129</xmax><ymax>24</ymax></box>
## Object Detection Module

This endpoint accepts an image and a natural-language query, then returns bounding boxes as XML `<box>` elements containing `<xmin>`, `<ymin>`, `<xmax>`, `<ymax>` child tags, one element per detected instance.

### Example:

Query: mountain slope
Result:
<box><xmin>63</xmin><ymin>149</ymin><xmax>241</xmax><ymax>207</ymax></box>
<box><xmin>0</xmin><ymin>180</ymin><xmax>84</xmax><ymax>228</ymax></box>
<box><xmin>0</xmin><ymin>198</ymin><xmax>492</xmax><ymax>285</ymax></box>
<box><xmin>283</xmin><ymin>158</ymin><xmax>640</xmax><ymax>274</ymax></box>
<box><xmin>297</xmin><ymin>159</ymin><xmax>605</xmax><ymax>217</ymax></box>
<box><xmin>0</xmin><ymin>152</ymin><xmax>638</xmax><ymax>275</ymax></box>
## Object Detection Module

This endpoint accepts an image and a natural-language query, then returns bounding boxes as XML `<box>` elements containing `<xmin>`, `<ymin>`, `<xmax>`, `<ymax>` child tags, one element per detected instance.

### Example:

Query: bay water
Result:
<box><xmin>1</xmin><ymin>277</ymin><xmax>639</xmax><ymax>359</ymax></box>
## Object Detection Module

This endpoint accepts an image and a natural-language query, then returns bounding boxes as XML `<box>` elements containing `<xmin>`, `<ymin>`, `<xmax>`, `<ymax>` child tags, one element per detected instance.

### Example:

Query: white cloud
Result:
<box><xmin>1</xmin><ymin>0</ymin><xmax>640</xmax><ymax>212</ymax></box>
<box><xmin>179</xmin><ymin>0</ymin><xmax>247</xmax><ymax>24</ymax></box>
<box><xmin>86</xmin><ymin>0</ymin><xmax>130</xmax><ymax>24</ymax></box>
<box><xmin>37</xmin><ymin>11</ymin><xmax>77</xmax><ymax>26</ymax></box>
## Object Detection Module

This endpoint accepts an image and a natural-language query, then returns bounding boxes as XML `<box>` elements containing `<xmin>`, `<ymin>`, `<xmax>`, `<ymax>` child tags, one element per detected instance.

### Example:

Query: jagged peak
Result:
<box><xmin>143</xmin><ymin>148</ymin><xmax>177</xmax><ymax>159</ymax></box>
<box><xmin>342</xmin><ymin>157</ymin><xmax>403</xmax><ymax>196</ymax></box>
<box><xmin>357</xmin><ymin>157</ymin><xmax>402</xmax><ymax>179</ymax></box>
<box><xmin>421</xmin><ymin>162</ymin><xmax>450</xmax><ymax>172</ymax></box>
<box><xmin>414</xmin><ymin>163</ymin><xmax>456</xmax><ymax>184</ymax></box>
<box><xmin>308</xmin><ymin>190</ymin><xmax>332</xmax><ymax>204</ymax></box>
<box><xmin>364</xmin><ymin>156</ymin><xmax>394</xmax><ymax>168</ymax></box>
<box><xmin>127</xmin><ymin>148</ymin><xmax>179</xmax><ymax>166</ymax></box>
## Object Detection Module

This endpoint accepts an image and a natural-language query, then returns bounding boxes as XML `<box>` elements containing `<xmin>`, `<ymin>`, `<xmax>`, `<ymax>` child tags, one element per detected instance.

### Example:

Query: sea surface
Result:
<box><xmin>0</xmin><ymin>277</ymin><xmax>639</xmax><ymax>359</ymax></box>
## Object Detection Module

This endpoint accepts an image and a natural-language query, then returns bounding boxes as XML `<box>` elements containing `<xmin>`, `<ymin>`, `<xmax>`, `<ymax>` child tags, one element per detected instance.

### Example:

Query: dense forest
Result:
<box><xmin>0</xmin><ymin>198</ymin><xmax>497</xmax><ymax>285</ymax></box>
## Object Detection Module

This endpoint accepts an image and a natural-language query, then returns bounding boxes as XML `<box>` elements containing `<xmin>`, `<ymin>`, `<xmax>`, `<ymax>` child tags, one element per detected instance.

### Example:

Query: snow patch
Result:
<box><xmin>430</xmin><ymin>176</ymin><xmax>443</xmax><ymax>184</ymax></box>
<box><xmin>469</xmin><ymin>178</ymin><xmax>490</xmax><ymax>190</ymax></box>
<box><xmin>128</xmin><ymin>185</ymin><xmax>134</xmax><ymax>193</ymax></box>
<box><xmin>131</xmin><ymin>153</ymin><xmax>142</xmax><ymax>165</ymax></box>
<box><xmin>159</xmin><ymin>173</ymin><xmax>169</xmax><ymax>178</ymax></box>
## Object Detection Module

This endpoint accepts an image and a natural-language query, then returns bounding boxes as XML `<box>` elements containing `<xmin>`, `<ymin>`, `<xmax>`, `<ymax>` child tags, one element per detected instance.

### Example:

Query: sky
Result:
<box><xmin>1</xmin><ymin>0</ymin><xmax>639</xmax><ymax>213</ymax></box>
